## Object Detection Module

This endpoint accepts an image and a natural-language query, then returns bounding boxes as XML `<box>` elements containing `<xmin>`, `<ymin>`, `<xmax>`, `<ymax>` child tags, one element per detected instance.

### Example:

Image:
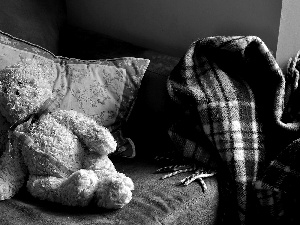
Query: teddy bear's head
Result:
<box><xmin>0</xmin><ymin>58</ymin><xmax>53</xmax><ymax>124</ymax></box>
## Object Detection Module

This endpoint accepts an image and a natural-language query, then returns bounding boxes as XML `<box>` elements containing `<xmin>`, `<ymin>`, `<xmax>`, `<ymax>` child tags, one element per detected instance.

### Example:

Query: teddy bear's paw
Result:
<box><xmin>27</xmin><ymin>176</ymin><xmax>65</xmax><ymax>202</ymax></box>
<box><xmin>95</xmin><ymin>173</ymin><xmax>134</xmax><ymax>209</ymax></box>
<box><xmin>59</xmin><ymin>169</ymin><xmax>99</xmax><ymax>207</ymax></box>
<box><xmin>0</xmin><ymin>151</ymin><xmax>27</xmax><ymax>200</ymax></box>
<box><xmin>118</xmin><ymin>173</ymin><xmax>134</xmax><ymax>191</ymax></box>
<box><xmin>89</xmin><ymin>126</ymin><xmax>117</xmax><ymax>155</ymax></box>
<box><xmin>0</xmin><ymin>181</ymin><xmax>15</xmax><ymax>200</ymax></box>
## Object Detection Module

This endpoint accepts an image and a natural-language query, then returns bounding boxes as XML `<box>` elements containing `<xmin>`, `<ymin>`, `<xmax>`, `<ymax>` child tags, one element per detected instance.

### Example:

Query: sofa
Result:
<box><xmin>0</xmin><ymin>0</ymin><xmax>219</xmax><ymax>224</ymax></box>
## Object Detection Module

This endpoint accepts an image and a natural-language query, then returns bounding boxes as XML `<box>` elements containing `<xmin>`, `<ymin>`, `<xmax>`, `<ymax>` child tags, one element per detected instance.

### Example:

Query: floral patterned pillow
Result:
<box><xmin>0</xmin><ymin>30</ymin><xmax>150</xmax><ymax>156</ymax></box>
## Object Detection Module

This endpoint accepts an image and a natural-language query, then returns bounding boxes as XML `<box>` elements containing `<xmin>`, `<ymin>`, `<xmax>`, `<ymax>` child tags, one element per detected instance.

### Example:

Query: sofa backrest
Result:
<box><xmin>0</xmin><ymin>0</ymin><xmax>67</xmax><ymax>54</ymax></box>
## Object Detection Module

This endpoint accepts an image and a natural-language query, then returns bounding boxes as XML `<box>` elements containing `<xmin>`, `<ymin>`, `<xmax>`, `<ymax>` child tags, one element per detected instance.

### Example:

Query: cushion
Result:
<box><xmin>0</xmin><ymin>0</ymin><xmax>66</xmax><ymax>54</ymax></box>
<box><xmin>0</xmin><ymin>157</ymin><xmax>219</xmax><ymax>225</ymax></box>
<box><xmin>0</xmin><ymin>30</ymin><xmax>150</xmax><ymax>155</ymax></box>
<box><xmin>59</xmin><ymin>26</ymin><xmax>181</xmax><ymax>158</ymax></box>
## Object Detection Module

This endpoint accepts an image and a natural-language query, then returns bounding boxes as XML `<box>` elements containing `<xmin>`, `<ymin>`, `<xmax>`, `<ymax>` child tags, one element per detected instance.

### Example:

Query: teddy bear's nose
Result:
<box><xmin>15</xmin><ymin>90</ymin><xmax>20</xmax><ymax>95</ymax></box>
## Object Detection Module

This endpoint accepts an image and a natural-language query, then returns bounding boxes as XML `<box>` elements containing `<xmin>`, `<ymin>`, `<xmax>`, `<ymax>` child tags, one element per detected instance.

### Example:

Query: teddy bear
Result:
<box><xmin>0</xmin><ymin>58</ymin><xmax>134</xmax><ymax>209</ymax></box>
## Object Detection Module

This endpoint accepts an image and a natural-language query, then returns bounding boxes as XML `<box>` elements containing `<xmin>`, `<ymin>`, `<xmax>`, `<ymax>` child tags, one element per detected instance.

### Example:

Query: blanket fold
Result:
<box><xmin>167</xmin><ymin>36</ymin><xmax>300</xmax><ymax>224</ymax></box>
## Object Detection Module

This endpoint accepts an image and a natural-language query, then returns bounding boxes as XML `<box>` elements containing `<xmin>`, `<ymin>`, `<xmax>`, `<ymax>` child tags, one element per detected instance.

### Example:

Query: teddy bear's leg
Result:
<box><xmin>83</xmin><ymin>153</ymin><xmax>134</xmax><ymax>209</ymax></box>
<box><xmin>27</xmin><ymin>169</ymin><xmax>99</xmax><ymax>206</ymax></box>
<box><xmin>0</xmin><ymin>145</ymin><xmax>27</xmax><ymax>200</ymax></box>
<box><xmin>51</xmin><ymin>110</ymin><xmax>117</xmax><ymax>155</ymax></box>
<box><xmin>94</xmin><ymin>170</ymin><xmax>134</xmax><ymax>209</ymax></box>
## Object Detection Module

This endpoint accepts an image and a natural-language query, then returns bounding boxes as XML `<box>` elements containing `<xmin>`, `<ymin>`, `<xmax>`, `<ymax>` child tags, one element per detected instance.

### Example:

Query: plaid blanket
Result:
<box><xmin>166</xmin><ymin>36</ymin><xmax>300</xmax><ymax>224</ymax></box>
<box><xmin>255</xmin><ymin>50</ymin><xmax>300</xmax><ymax>224</ymax></box>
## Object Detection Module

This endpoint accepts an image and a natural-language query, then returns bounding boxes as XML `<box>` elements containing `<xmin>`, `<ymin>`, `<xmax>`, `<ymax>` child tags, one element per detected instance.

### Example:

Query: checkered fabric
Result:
<box><xmin>254</xmin><ymin>51</ymin><xmax>300</xmax><ymax>224</ymax></box>
<box><xmin>167</xmin><ymin>36</ymin><xmax>300</xmax><ymax>224</ymax></box>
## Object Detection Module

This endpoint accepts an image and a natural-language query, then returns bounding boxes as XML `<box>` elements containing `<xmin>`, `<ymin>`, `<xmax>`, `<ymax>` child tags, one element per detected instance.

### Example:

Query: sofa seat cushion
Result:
<box><xmin>0</xmin><ymin>158</ymin><xmax>219</xmax><ymax>225</ymax></box>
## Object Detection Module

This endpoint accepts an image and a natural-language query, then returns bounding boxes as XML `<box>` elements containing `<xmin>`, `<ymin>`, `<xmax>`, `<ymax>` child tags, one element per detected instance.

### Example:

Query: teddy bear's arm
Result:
<box><xmin>52</xmin><ymin>110</ymin><xmax>117</xmax><ymax>155</ymax></box>
<box><xmin>0</xmin><ymin>142</ymin><xmax>27</xmax><ymax>200</ymax></box>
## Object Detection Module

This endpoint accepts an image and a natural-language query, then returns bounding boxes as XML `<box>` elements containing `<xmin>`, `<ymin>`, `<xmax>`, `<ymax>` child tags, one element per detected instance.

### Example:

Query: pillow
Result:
<box><xmin>0</xmin><ymin>30</ymin><xmax>150</xmax><ymax>157</ymax></box>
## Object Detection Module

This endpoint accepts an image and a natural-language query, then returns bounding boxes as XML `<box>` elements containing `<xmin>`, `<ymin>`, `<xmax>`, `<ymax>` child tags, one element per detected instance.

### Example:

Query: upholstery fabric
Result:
<box><xmin>55</xmin><ymin>26</ymin><xmax>220</xmax><ymax>224</ymax></box>
<box><xmin>166</xmin><ymin>35</ymin><xmax>300</xmax><ymax>224</ymax></box>
<box><xmin>0</xmin><ymin>158</ymin><xmax>219</xmax><ymax>225</ymax></box>
<box><xmin>166</xmin><ymin>36</ymin><xmax>270</xmax><ymax>224</ymax></box>
<box><xmin>0</xmin><ymin>0</ymin><xmax>66</xmax><ymax>54</ymax></box>
<box><xmin>0</xmin><ymin>30</ymin><xmax>150</xmax><ymax>155</ymax></box>
<box><xmin>59</xmin><ymin>26</ymin><xmax>181</xmax><ymax>158</ymax></box>
<box><xmin>0</xmin><ymin>25</ymin><xmax>220</xmax><ymax>225</ymax></box>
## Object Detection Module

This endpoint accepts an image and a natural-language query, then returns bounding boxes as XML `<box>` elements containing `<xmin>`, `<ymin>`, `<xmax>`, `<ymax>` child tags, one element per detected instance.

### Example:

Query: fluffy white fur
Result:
<box><xmin>0</xmin><ymin>58</ymin><xmax>134</xmax><ymax>209</ymax></box>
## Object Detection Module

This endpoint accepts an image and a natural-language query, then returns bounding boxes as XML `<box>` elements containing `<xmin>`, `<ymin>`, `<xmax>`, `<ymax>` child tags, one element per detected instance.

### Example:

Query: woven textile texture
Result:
<box><xmin>255</xmin><ymin>50</ymin><xmax>300</xmax><ymax>224</ymax></box>
<box><xmin>0</xmin><ymin>30</ymin><xmax>149</xmax><ymax>156</ymax></box>
<box><xmin>167</xmin><ymin>36</ymin><xmax>300</xmax><ymax>224</ymax></box>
